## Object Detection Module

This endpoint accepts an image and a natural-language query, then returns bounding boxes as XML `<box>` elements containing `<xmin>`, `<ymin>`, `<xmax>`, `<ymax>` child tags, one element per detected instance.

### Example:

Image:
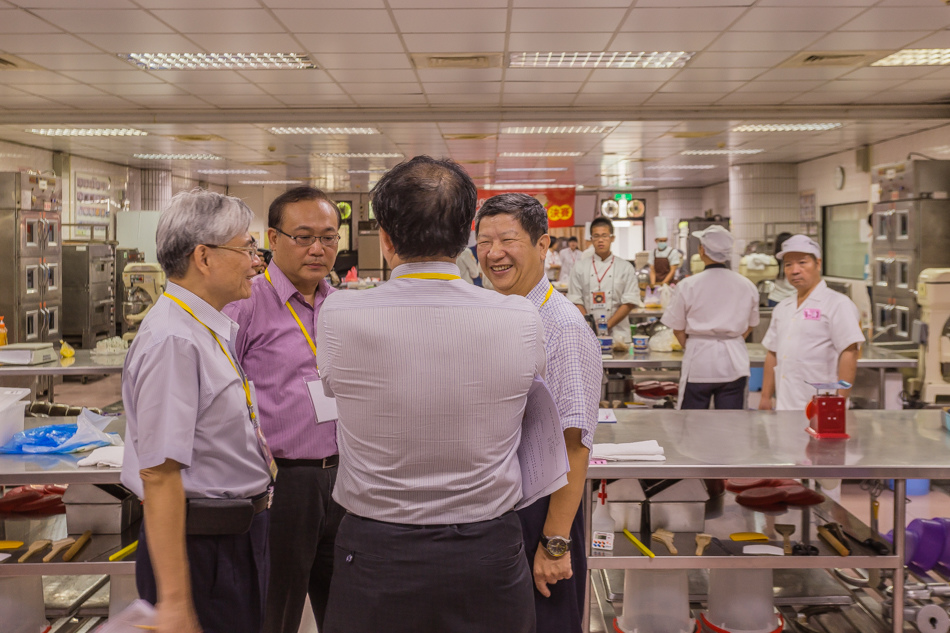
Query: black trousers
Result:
<box><xmin>136</xmin><ymin>511</ymin><xmax>269</xmax><ymax>633</ymax></box>
<box><xmin>323</xmin><ymin>511</ymin><xmax>536</xmax><ymax>633</ymax></box>
<box><xmin>264</xmin><ymin>459</ymin><xmax>344</xmax><ymax>633</ymax></box>
<box><xmin>516</xmin><ymin>495</ymin><xmax>587</xmax><ymax>633</ymax></box>
<box><xmin>681</xmin><ymin>376</ymin><xmax>747</xmax><ymax>410</ymax></box>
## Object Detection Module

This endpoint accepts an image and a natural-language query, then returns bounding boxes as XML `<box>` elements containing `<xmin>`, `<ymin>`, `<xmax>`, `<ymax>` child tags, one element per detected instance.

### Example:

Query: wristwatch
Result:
<box><xmin>540</xmin><ymin>534</ymin><xmax>571</xmax><ymax>558</ymax></box>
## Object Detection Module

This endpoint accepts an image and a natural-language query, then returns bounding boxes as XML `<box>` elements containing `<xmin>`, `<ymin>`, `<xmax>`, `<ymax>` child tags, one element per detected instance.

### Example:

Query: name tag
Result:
<box><xmin>803</xmin><ymin>308</ymin><xmax>821</xmax><ymax>321</ymax></box>
<box><xmin>306</xmin><ymin>378</ymin><xmax>339</xmax><ymax>424</ymax></box>
<box><xmin>592</xmin><ymin>291</ymin><xmax>606</xmax><ymax>305</ymax></box>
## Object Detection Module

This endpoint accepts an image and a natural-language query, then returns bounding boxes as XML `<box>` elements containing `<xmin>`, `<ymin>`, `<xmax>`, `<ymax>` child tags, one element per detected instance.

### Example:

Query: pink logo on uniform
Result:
<box><xmin>803</xmin><ymin>308</ymin><xmax>821</xmax><ymax>320</ymax></box>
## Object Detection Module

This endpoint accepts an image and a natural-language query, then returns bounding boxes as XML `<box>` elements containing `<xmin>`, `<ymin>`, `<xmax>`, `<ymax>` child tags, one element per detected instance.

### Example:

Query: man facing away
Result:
<box><xmin>477</xmin><ymin>193</ymin><xmax>601</xmax><ymax>633</ymax></box>
<box><xmin>317</xmin><ymin>156</ymin><xmax>545</xmax><ymax>633</ymax></box>
<box><xmin>223</xmin><ymin>186</ymin><xmax>343</xmax><ymax>633</ymax></box>
<box><xmin>661</xmin><ymin>225</ymin><xmax>759</xmax><ymax>409</ymax></box>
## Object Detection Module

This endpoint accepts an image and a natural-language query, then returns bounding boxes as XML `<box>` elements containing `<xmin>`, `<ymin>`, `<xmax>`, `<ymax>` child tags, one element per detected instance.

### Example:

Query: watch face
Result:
<box><xmin>545</xmin><ymin>536</ymin><xmax>570</xmax><ymax>557</ymax></box>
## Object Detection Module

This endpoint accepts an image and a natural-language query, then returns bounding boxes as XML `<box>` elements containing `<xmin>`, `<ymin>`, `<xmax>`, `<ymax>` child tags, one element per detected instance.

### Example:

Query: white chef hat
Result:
<box><xmin>691</xmin><ymin>225</ymin><xmax>733</xmax><ymax>262</ymax></box>
<box><xmin>776</xmin><ymin>234</ymin><xmax>822</xmax><ymax>260</ymax></box>
<box><xmin>654</xmin><ymin>216</ymin><xmax>670</xmax><ymax>240</ymax></box>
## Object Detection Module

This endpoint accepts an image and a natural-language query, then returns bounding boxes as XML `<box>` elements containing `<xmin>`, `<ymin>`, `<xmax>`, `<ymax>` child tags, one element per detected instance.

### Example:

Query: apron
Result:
<box><xmin>676</xmin><ymin>333</ymin><xmax>744</xmax><ymax>409</ymax></box>
<box><xmin>654</xmin><ymin>249</ymin><xmax>671</xmax><ymax>281</ymax></box>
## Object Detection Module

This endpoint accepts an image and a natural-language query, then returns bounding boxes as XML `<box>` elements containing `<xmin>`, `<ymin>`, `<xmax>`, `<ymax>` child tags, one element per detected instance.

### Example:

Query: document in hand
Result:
<box><xmin>516</xmin><ymin>376</ymin><xmax>570</xmax><ymax>510</ymax></box>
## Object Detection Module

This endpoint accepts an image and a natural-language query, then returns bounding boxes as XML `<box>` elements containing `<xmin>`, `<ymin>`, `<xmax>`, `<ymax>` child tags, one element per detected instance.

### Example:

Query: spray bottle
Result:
<box><xmin>592</xmin><ymin>479</ymin><xmax>615</xmax><ymax>551</ymax></box>
<box><xmin>0</xmin><ymin>316</ymin><xmax>7</xmax><ymax>347</ymax></box>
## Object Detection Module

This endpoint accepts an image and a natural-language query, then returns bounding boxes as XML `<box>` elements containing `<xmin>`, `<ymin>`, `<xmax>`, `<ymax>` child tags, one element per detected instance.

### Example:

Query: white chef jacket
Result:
<box><xmin>544</xmin><ymin>249</ymin><xmax>561</xmax><ymax>281</ymax></box>
<box><xmin>661</xmin><ymin>266</ymin><xmax>760</xmax><ymax>407</ymax></box>
<box><xmin>558</xmin><ymin>247</ymin><xmax>580</xmax><ymax>284</ymax></box>
<box><xmin>768</xmin><ymin>277</ymin><xmax>796</xmax><ymax>304</ymax></box>
<box><xmin>761</xmin><ymin>280</ymin><xmax>864</xmax><ymax>410</ymax></box>
<box><xmin>567</xmin><ymin>251</ymin><xmax>642</xmax><ymax>343</ymax></box>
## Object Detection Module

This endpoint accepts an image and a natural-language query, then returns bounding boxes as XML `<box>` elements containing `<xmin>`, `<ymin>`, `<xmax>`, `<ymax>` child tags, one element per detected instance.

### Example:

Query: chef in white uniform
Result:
<box><xmin>544</xmin><ymin>240</ymin><xmax>561</xmax><ymax>281</ymax></box>
<box><xmin>649</xmin><ymin>216</ymin><xmax>682</xmax><ymax>287</ymax></box>
<box><xmin>759</xmin><ymin>235</ymin><xmax>864</xmax><ymax>411</ymax></box>
<box><xmin>567</xmin><ymin>217</ymin><xmax>642</xmax><ymax>343</ymax></box>
<box><xmin>558</xmin><ymin>236</ymin><xmax>580</xmax><ymax>284</ymax></box>
<box><xmin>767</xmin><ymin>232</ymin><xmax>796</xmax><ymax>306</ymax></box>
<box><xmin>662</xmin><ymin>226</ymin><xmax>759</xmax><ymax>409</ymax></box>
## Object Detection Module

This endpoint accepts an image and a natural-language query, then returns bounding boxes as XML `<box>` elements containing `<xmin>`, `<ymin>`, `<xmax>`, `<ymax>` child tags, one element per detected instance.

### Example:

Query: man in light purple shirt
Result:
<box><xmin>224</xmin><ymin>186</ymin><xmax>342</xmax><ymax>633</ymax></box>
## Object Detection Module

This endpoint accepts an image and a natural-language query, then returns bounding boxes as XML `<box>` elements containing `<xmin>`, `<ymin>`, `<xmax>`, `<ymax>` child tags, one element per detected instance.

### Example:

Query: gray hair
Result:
<box><xmin>475</xmin><ymin>193</ymin><xmax>548</xmax><ymax>245</ymax></box>
<box><xmin>156</xmin><ymin>188</ymin><xmax>254</xmax><ymax>279</ymax></box>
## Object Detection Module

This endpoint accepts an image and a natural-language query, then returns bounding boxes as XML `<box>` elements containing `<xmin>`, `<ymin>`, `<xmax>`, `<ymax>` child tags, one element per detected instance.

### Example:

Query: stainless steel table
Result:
<box><xmin>584</xmin><ymin>409</ymin><xmax>949</xmax><ymax>633</ymax></box>
<box><xmin>0</xmin><ymin>349</ymin><xmax>126</xmax><ymax>402</ymax></box>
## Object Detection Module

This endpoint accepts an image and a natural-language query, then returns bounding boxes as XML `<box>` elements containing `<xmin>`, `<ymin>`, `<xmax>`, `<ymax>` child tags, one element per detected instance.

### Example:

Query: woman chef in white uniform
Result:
<box><xmin>567</xmin><ymin>216</ymin><xmax>642</xmax><ymax>343</ymax></box>
<box><xmin>759</xmin><ymin>235</ymin><xmax>864</xmax><ymax>411</ymax></box>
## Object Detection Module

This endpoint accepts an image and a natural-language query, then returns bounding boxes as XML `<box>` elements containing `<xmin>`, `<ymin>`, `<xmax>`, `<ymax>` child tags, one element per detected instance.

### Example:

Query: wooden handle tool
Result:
<box><xmin>62</xmin><ymin>531</ymin><xmax>92</xmax><ymax>562</ymax></box>
<box><xmin>19</xmin><ymin>539</ymin><xmax>51</xmax><ymax>563</ymax></box>
<box><xmin>651</xmin><ymin>528</ymin><xmax>678</xmax><ymax>555</ymax></box>
<box><xmin>817</xmin><ymin>525</ymin><xmax>850</xmax><ymax>557</ymax></box>
<box><xmin>695</xmin><ymin>533</ymin><xmax>712</xmax><ymax>556</ymax></box>
<box><xmin>774</xmin><ymin>524</ymin><xmax>795</xmax><ymax>556</ymax></box>
<box><xmin>43</xmin><ymin>537</ymin><xmax>75</xmax><ymax>563</ymax></box>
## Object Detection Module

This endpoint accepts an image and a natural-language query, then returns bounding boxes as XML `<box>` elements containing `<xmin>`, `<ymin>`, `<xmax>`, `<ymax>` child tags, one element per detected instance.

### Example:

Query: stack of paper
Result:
<box><xmin>591</xmin><ymin>440</ymin><xmax>666</xmax><ymax>462</ymax></box>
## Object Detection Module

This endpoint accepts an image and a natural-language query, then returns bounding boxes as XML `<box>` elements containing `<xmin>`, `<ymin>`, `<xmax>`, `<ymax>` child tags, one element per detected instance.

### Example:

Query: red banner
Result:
<box><xmin>476</xmin><ymin>188</ymin><xmax>577</xmax><ymax>228</ymax></box>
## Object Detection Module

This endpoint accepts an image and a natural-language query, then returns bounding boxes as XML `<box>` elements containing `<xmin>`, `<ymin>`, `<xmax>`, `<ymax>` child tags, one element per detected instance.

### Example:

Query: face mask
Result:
<box><xmin>657</xmin><ymin>242</ymin><xmax>668</xmax><ymax>250</ymax></box>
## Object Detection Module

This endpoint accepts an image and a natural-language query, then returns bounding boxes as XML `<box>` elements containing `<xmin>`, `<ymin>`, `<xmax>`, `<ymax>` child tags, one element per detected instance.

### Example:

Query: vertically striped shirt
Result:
<box><xmin>317</xmin><ymin>261</ymin><xmax>547</xmax><ymax>525</ymax></box>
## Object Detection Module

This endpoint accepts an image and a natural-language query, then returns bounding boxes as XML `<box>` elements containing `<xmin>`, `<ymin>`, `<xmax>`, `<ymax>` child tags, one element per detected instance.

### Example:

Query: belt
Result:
<box><xmin>274</xmin><ymin>455</ymin><xmax>339</xmax><ymax>469</ymax></box>
<box><xmin>348</xmin><ymin>509</ymin><xmax>514</xmax><ymax>530</ymax></box>
<box><xmin>250</xmin><ymin>489</ymin><xmax>272</xmax><ymax>514</ymax></box>
<box><xmin>185</xmin><ymin>489</ymin><xmax>272</xmax><ymax>536</ymax></box>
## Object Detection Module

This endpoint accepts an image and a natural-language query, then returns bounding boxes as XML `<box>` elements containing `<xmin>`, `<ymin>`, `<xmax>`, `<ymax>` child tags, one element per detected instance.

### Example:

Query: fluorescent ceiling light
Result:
<box><xmin>122</xmin><ymin>52</ymin><xmax>315</xmax><ymax>70</ymax></box>
<box><xmin>872</xmin><ymin>49</ymin><xmax>950</xmax><ymax>67</ymax></box>
<box><xmin>29</xmin><ymin>128</ymin><xmax>147</xmax><ymax>137</ymax></box>
<box><xmin>500</xmin><ymin>151</ymin><xmax>584</xmax><ymax>158</ymax></box>
<box><xmin>239</xmin><ymin>180</ymin><xmax>304</xmax><ymax>185</ymax></box>
<box><xmin>732</xmin><ymin>123</ymin><xmax>842</xmax><ymax>132</ymax></box>
<box><xmin>483</xmin><ymin>183</ymin><xmax>576</xmax><ymax>190</ymax></box>
<box><xmin>347</xmin><ymin>169</ymin><xmax>390</xmax><ymax>174</ymax></box>
<box><xmin>496</xmin><ymin>167</ymin><xmax>569</xmax><ymax>172</ymax></box>
<box><xmin>645</xmin><ymin>164</ymin><xmax>716</xmax><ymax>170</ymax></box>
<box><xmin>318</xmin><ymin>152</ymin><xmax>403</xmax><ymax>158</ymax></box>
<box><xmin>509</xmin><ymin>51</ymin><xmax>694</xmax><ymax>69</ymax></box>
<box><xmin>502</xmin><ymin>126</ymin><xmax>613</xmax><ymax>134</ymax></box>
<box><xmin>496</xmin><ymin>179</ymin><xmax>557</xmax><ymax>184</ymax></box>
<box><xmin>133</xmin><ymin>153</ymin><xmax>221</xmax><ymax>160</ymax></box>
<box><xmin>680</xmin><ymin>149</ymin><xmax>763</xmax><ymax>155</ymax></box>
<box><xmin>197</xmin><ymin>169</ymin><xmax>268</xmax><ymax>175</ymax></box>
<box><xmin>270</xmin><ymin>126</ymin><xmax>379</xmax><ymax>135</ymax></box>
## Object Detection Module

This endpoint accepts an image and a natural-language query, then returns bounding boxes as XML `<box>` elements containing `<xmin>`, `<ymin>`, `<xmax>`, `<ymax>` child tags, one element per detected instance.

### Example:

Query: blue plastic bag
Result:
<box><xmin>0</xmin><ymin>409</ymin><xmax>121</xmax><ymax>454</ymax></box>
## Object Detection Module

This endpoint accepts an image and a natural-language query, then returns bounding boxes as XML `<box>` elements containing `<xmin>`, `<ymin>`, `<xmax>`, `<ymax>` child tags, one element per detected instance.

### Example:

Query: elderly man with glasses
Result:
<box><xmin>121</xmin><ymin>189</ymin><xmax>275</xmax><ymax>633</ymax></box>
<box><xmin>223</xmin><ymin>186</ymin><xmax>343</xmax><ymax>633</ymax></box>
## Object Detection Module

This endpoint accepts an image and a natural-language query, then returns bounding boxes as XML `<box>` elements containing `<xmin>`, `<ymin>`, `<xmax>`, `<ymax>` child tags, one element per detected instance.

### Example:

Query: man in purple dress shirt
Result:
<box><xmin>224</xmin><ymin>186</ymin><xmax>343</xmax><ymax>633</ymax></box>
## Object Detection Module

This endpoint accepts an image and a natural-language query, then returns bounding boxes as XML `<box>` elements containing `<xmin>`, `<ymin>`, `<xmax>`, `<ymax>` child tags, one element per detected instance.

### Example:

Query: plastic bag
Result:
<box><xmin>659</xmin><ymin>284</ymin><xmax>673</xmax><ymax>309</ymax></box>
<box><xmin>643</xmin><ymin>287</ymin><xmax>662</xmax><ymax>309</ymax></box>
<box><xmin>649</xmin><ymin>327</ymin><xmax>679</xmax><ymax>352</ymax></box>
<box><xmin>0</xmin><ymin>408</ymin><xmax>122</xmax><ymax>454</ymax></box>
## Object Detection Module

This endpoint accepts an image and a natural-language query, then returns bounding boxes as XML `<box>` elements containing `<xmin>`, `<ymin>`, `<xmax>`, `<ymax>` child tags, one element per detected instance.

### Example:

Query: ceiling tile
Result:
<box><xmin>887</xmin><ymin>79</ymin><xmax>950</xmax><ymax>92</ymax></box>
<box><xmin>32</xmin><ymin>9</ymin><xmax>173</xmax><ymax>33</ymax></box>
<box><xmin>151</xmin><ymin>9</ymin><xmax>285</xmax><ymax>33</ymax></box>
<box><xmin>688</xmin><ymin>51</ymin><xmax>790</xmax><ymax>68</ymax></box>
<box><xmin>344</xmin><ymin>82</ymin><xmax>422</xmax><ymax>94</ymax></box>
<box><xmin>122</xmin><ymin>94</ymin><xmax>218</xmax><ymax>108</ymax></box>
<box><xmin>51</xmin><ymin>94</ymin><xmax>138</xmax><ymax>108</ymax></box>
<box><xmin>502</xmin><ymin>92</ymin><xmax>579</xmax><ymax>105</ymax></box>
<box><xmin>327</xmin><ymin>68</ymin><xmax>418</xmax><ymax>83</ymax></box>
<box><xmin>622</xmin><ymin>7</ymin><xmax>747</xmax><ymax>32</ymax></box>
<box><xmin>0</xmin><ymin>33</ymin><xmax>100</xmax><ymax>54</ymax></box>
<box><xmin>415</xmin><ymin>68</ymin><xmax>502</xmax><ymax>82</ymax></box>
<box><xmin>672</xmin><ymin>67</ymin><xmax>763</xmax><ymax>81</ymax></box>
<box><xmin>137</xmin><ymin>0</ymin><xmax>261</xmax><ymax>6</ymax></box>
<box><xmin>841</xmin><ymin>8</ymin><xmax>950</xmax><ymax>31</ymax></box>
<box><xmin>188</xmin><ymin>33</ymin><xmax>301</xmax><ymax>51</ymax></box>
<box><xmin>98</xmin><ymin>83</ymin><xmax>190</xmax><ymax>96</ymax></box>
<box><xmin>201</xmin><ymin>95</ymin><xmax>285</xmax><ymax>108</ymax></box>
<box><xmin>634</xmin><ymin>0</ymin><xmax>754</xmax><ymax>5</ymax></box>
<box><xmin>754</xmin><ymin>66</ymin><xmax>854</xmax><ymax>81</ymax></box>
<box><xmin>785</xmin><ymin>92</ymin><xmax>876</xmax><ymax>104</ymax></box>
<box><xmin>511</xmin><ymin>8</ymin><xmax>628</xmax><ymax>33</ymax></box>
<box><xmin>426</xmin><ymin>94</ymin><xmax>500</xmax><ymax>105</ymax></box>
<box><xmin>235</xmin><ymin>69</ymin><xmax>334</xmax><ymax>83</ymax></box>
<box><xmin>730</xmin><ymin>7</ymin><xmax>863</xmax><ymax>31</ymax></box>
<box><xmin>350</xmin><ymin>93</ymin><xmax>429</xmax><ymax>105</ymax></box>
<box><xmin>503</xmin><ymin>68</ymin><xmax>592</xmax><ymax>82</ymax></box>
<box><xmin>807</xmin><ymin>31</ymin><xmax>934</xmax><ymax>52</ymax></box>
<box><xmin>0</xmin><ymin>9</ymin><xmax>62</xmax><ymax>32</ymax></box>
<box><xmin>298</xmin><ymin>33</ymin><xmax>405</xmax><ymax>52</ymax></box>
<box><xmin>7</xmin><ymin>0</ymin><xmax>137</xmax><ymax>6</ymax></box>
<box><xmin>514</xmin><ymin>0</ymin><xmax>631</xmax><ymax>6</ymax></box>
<box><xmin>256</xmin><ymin>83</ymin><xmax>347</xmax><ymax>95</ymax></box>
<box><xmin>78</xmin><ymin>33</ymin><xmax>205</xmax><ymax>53</ymax></box>
<box><xmin>16</xmin><ymin>52</ymin><xmax>135</xmax><ymax>70</ymax></box>
<box><xmin>0</xmin><ymin>71</ymin><xmax>77</xmax><ymax>84</ymax></box>
<box><xmin>389</xmin><ymin>0</ymin><xmax>502</xmax><ymax>6</ymax></box>
<box><xmin>18</xmin><ymin>83</ymin><xmax>107</xmax><ymax>96</ymax></box>
<box><xmin>581</xmin><ymin>81</ymin><xmax>665</xmax><ymax>93</ymax></box>
<box><xmin>705</xmin><ymin>31</ymin><xmax>819</xmax><ymax>52</ymax></box>
<box><xmin>271</xmin><ymin>9</ymin><xmax>395</xmax><ymax>33</ymax></box>
<box><xmin>503</xmin><ymin>81</ymin><xmax>585</xmax><ymax>94</ymax></box>
<box><xmin>509</xmin><ymin>32</ymin><xmax>611</xmax><ymax>51</ymax></box>
<box><xmin>714</xmin><ymin>91</ymin><xmax>799</xmax><ymax>105</ymax></box>
<box><xmin>644</xmin><ymin>92</ymin><xmax>731</xmax><ymax>105</ymax></box>
<box><xmin>403</xmin><ymin>33</ymin><xmax>506</xmax><ymax>52</ymax></box>
<box><xmin>274</xmin><ymin>94</ymin><xmax>355</xmax><ymax>106</ymax></box>
<box><xmin>733</xmin><ymin>79</ymin><xmax>826</xmax><ymax>93</ymax></box>
<box><xmin>660</xmin><ymin>80</ymin><xmax>745</xmax><ymax>93</ymax></box>
<box><xmin>838</xmin><ymin>65</ymin><xmax>937</xmax><ymax>80</ymax></box>
<box><xmin>608</xmin><ymin>32</ymin><xmax>719</xmax><ymax>51</ymax></box>
<box><xmin>813</xmin><ymin>79</ymin><xmax>905</xmax><ymax>92</ymax></box>
<box><xmin>184</xmin><ymin>82</ymin><xmax>267</xmax><ymax>96</ymax></box>
<box><xmin>422</xmin><ymin>82</ymin><xmax>501</xmax><ymax>94</ymax></box>
<box><xmin>313</xmin><ymin>53</ymin><xmax>412</xmax><ymax>70</ymax></box>
<box><xmin>587</xmin><ymin>68</ymin><xmax>679</xmax><ymax>82</ymax></box>
<box><xmin>858</xmin><ymin>91</ymin><xmax>950</xmax><ymax>104</ymax></box>
<box><xmin>149</xmin><ymin>69</ymin><xmax>255</xmax><ymax>84</ymax></box>
<box><xmin>394</xmin><ymin>9</ymin><xmax>507</xmax><ymax>33</ymax></box>
<box><xmin>901</xmin><ymin>30</ymin><xmax>950</xmax><ymax>49</ymax></box>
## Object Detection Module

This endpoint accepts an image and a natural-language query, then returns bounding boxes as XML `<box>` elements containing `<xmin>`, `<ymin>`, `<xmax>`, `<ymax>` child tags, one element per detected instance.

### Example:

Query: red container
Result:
<box><xmin>805</xmin><ymin>395</ymin><xmax>849</xmax><ymax>439</ymax></box>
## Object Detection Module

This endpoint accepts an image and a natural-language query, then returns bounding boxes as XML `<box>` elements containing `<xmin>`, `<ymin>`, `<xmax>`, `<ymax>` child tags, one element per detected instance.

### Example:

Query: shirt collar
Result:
<box><xmin>594</xmin><ymin>252</ymin><xmax>613</xmax><ymax>263</ymax></box>
<box><xmin>391</xmin><ymin>261</ymin><xmax>462</xmax><ymax>279</ymax></box>
<box><xmin>165</xmin><ymin>281</ymin><xmax>236</xmax><ymax>341</ymax></box>
<box><xmin>265</xmin><ymin>261</ymin><xmax>330</xmax><ymax>306</ymax></box>
<box><xmin>705</xmin><ymin>263</ymin><xmax>727</xmax><ymax>270</ymax></box>
<box><xmin>526</xmin><ymin>275</ymin><xmax>552</xmax><ymax>308</ymax></box>
<box><xmin>797</xmin><ymin>279</ymin><xmax>829</xmax><ymax>307</ymax></box>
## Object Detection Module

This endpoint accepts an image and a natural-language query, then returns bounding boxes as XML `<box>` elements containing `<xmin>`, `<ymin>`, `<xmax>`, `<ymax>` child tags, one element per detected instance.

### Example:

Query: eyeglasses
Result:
<box><xmin>590</xmin><ymin>234</ymin><xmax>613</xmax><ymax>241</ymax></box>
<box><xmin>274</xmin><ymin>227</ymin><xmax>341</xmax><ymax>248</ymax></box>
<box><xmin>205</xmin><ymin>243</ymin><xmax>262</xmax><ymax>261</ymax></box>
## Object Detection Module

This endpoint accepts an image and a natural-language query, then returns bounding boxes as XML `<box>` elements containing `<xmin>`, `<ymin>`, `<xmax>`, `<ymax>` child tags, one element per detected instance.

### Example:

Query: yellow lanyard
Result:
<box><xmin>540</xmin><ymin>284</ymin><xmax>554</xmax><ymax>309</ymax></box>
<box><xmin>164</xmin><ymin>293</ymin><xmax>256</xmax><ymax>421</ymax></box>
<box><xmin>396</xmin><ymin>273</ymin><xmax>462</xmax><ymax>281</ymax></box>
<box><xmin>264</xmin><ymin>268</ymin><xmax>318</xmax><ymax>365</ymax></box>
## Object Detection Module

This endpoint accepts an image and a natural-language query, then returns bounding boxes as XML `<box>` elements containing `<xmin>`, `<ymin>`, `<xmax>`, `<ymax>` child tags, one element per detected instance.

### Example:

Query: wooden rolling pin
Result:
<box><xmin>817</xmin><ymin>525</ymin><xmax>850</xmax><ymax>557</ymax></box>
<box><xmin>43</xmin><ymin>537</ymin><xmax>75</xmax><ymax>563</ymax></box>
<box><xmin>652</xmin><ymin>528</ymin><xmax>678</xmax><ymax>555</ymax></box>
<box><xmin>62</xmin><ymin>531</ymin><xmax>92</xmax><ymax>562</ymax></box>
<box><xmin>19</xmin><ymin>539</ymin><xmax>51</xmax><ymax>563</ymax></box>
<box><xmin>695</xmin><ymin>533</ymin><xmax>712</xmax><ymax>556</ymax></box>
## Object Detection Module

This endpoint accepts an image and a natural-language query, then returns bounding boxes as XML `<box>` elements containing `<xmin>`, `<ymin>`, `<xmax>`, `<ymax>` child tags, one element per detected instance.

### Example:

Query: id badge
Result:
<box><xmin>592</xmin><ymin>291</ymin><xmax>606</xmax><ymax>305</ymax></box>
<box><xmin>306</xmin><ymin>377</ymin><xmax>339</xmax><ymax>423</ymax></box>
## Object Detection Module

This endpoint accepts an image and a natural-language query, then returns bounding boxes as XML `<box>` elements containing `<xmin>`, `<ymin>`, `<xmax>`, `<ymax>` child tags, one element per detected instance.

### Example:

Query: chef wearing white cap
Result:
<box><xmin>662</xmin><ymin>225</ymin><xmax>759</xmax><ymax>409</ymax></box>
<box><xmin>649</xmin><ymin>216</ymin><xmax>682</xmax><ymax>287</ymax></box>
<box><xmin>759</xmin><ymin>235</ymin><xmax>864</xmax><ymax>411</ymax></box>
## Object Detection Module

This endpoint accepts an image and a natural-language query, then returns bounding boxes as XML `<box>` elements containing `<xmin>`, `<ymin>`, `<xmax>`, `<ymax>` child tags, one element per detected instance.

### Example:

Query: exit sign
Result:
<box><xmin>614</xmin><ymin>193</ymin><xmax>633</xmax><ymax>201</ymax></box>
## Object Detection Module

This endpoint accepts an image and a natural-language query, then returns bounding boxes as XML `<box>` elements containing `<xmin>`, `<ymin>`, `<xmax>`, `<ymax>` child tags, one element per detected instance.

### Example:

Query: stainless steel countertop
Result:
<box><xmin>603</xmin><ymin>342</ymin><xmax>917</xmax><ymax>370</ymax></box>
<box><xmin>0</xmin><ymin>349</ymin><xmax>126</xmax><ymax>377</ymax></box>
<box><xmin>0</xmin><ymin>415</ymin><xmax>125</xmax><ymax>485</ymax></box>
<box><xmin>589</xmin><ymin>409</ymin><xmax>950</xmax><ymax>479</ymax></box>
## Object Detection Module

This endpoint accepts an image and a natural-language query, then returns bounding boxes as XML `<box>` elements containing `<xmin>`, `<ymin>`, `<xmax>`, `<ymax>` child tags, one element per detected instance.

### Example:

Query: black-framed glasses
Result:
<box><xmin>205</xmin><ymin>243</ymin><xmax>262</xmax><ymax>261</ymax></box>
<box><xmin>274</xmin><ymin>227</ymin><xmax>341</xmax><ymax>248</ymax></box>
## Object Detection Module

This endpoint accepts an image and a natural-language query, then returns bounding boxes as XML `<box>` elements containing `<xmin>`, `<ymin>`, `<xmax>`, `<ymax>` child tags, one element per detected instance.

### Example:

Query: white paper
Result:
<box><xmin>306</xmin><ymin>378</ymin><xmax>339</xmax><ymax>423</ymax></box>
<box><xmin>516</xmin><ymin>376</ymin><xmax>570</xmax><ymax>510</ymax></box>
<box><xmin>598</xmin><ymin>409</ymin><xmax>617</xmax><ymax>423</ymax></box>
<box><xmin>96</xmin><ymin>599</ymin><xmax>155</xmax><ymax>633</ymax></box>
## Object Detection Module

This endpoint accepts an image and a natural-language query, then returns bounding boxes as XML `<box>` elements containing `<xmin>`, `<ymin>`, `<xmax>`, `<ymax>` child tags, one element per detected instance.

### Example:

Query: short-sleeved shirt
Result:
<box><xmin>544</xmin><ymin>249</ymin><xmax>561</xmax><ymax>281</ymax></box>
<box><xmin>567</xmin><ymin>252</ymin><xmax>642</xmax><ymax>342</ymax></box>
<box><xmin>527</xmin><ymin>276</ymin><xmax>601</xmax><ymax>449</ymax></box>
<box><xmin>648</xmin><ymin>247</ymin><xmax>683</xmax><ymax>267</ymax></box>
<box><xmin>762</xmin><ymin>280</ymin><xmax>865</xmax><ymax>410</ymax></box>
<box><xmin>120</xmin><ymin>282</ymin><xmax>272</xmax><ymax>500</ymax></box>
<box><xmin>317</xmin><ymin>261</ymin><xmax>547</xmax><ymax>525</ymax></box>
<box><xmin>661</xmin><ymin>266</ymin><xmax>759</xmax><ymax>383</ymax></box>
<box><xmin>558</xmin><ymin>247</ymin><xmax>580</xmax><ymax>284</ymax></box>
